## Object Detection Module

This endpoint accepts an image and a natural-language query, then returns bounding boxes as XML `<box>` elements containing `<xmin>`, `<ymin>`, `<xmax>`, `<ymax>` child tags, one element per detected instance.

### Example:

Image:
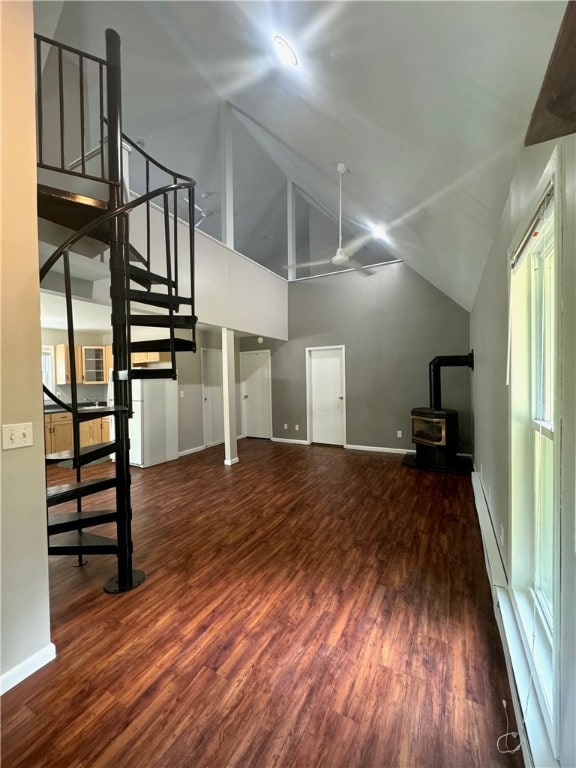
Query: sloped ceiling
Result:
<box><xmin>34</xmin><ymin>0</ymin><xmax>567</xmax><ymax>310</ymax></box>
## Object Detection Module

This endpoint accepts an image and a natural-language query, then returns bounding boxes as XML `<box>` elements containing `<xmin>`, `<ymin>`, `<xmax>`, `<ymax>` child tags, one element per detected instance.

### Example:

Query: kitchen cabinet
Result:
<box><xmin>131</xmin><ymin>351</ymin><xmax>171</xmax><ymax>365</ymax></box>
<box><xmin>44</xmin><ymin>412</ymin><xmax>73</xmax><ymax>453</ymax></box>
<box><xmin>44</xmin><ymin>413</ymin><xmax>109</xmax><ymax>454</ymax></box>
<box><xmin>55</xmin><ymin>344</ymin><xmax>82</xmax><ymax>386</ymax></box>
<box><xmin>104</xmin><ymin>345</ymin><xmax>113</xmax><ymax>379</ymax></box>
<box><xmin>80</xmin><ymin>420</ymin><xmax>101</xmax><ymax>447</ymax></box>
<box><xmin>81</xmin><ymin>346</ymin><xmax>107</xmax><ymax>384</ymax></box>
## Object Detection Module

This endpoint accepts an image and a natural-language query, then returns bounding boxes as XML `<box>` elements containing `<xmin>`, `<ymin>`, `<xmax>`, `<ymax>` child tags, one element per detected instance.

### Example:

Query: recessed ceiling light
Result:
<box><xmin>371</xmin><ymin>223</ymin><xmax>388</xmax><ymax>241</ymax></box>
<box><xmin>274</xmin><ymin>35</ymin><xmax>298</xmax><ymax>67</ymax></box>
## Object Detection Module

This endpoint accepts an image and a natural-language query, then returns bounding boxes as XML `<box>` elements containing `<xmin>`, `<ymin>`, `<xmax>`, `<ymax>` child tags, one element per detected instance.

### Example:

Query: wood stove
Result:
<box><xmin>408</xmin><ymin>352</ymin><xmax>473</xmax><ymax>472</ymax></box>
<box><xmin>411</xmin><ymin>406</ymin><xmax>458</xmax><ymax>470</ymax></box>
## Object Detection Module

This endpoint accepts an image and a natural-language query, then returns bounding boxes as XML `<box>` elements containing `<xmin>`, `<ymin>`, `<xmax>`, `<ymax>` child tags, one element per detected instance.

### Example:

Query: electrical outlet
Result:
<box><xmin>295</xmin><ymin>425</ymin><xmax>299</xmax><ymax>431</ymax></box>
<box><xmin>2</xmin><ymin>422</ymin><xmax>34</xmax><ymax>449</ymax></box>
<box><xmin>283</xmin><ymin>423</ymin><xmax>288</xmax><ymax>430</ymax></box>
<box><xmin>499</xmin><ymin>524</ymin><xmax>505</xmax><ymax>548</ymax></box>
<box><xmin>397</xmin><ymin>430</ymin><xmax>402</xmax><ymax>438</ymax></box>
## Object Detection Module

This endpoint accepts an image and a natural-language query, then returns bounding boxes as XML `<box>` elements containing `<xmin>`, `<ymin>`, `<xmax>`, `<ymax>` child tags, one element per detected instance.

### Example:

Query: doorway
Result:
<box><xmin>306</xmin><ymin>346</ymin><xmax>346</xmax><ymax>445</ymax></box>
<box><xmin>240</xmin><ymin>350</ymin><xmax>272</xmax><ymax>439</ymax></box>
<box><xmin>201</xmin><ymin>348</ymin><xmax>223</xmax><ymax>447</ymax></box>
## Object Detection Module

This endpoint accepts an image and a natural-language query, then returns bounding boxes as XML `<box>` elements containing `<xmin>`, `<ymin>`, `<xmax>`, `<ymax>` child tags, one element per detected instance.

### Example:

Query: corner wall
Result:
<box><xmin>1</xmin><ymin>1</ymin><xmax>55</xmax><ymax>692</ymax></box>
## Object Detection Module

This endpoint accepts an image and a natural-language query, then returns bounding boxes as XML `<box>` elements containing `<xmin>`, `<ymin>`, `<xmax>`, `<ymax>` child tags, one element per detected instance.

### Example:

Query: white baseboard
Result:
<box><xmin>0</xmin><ymin>642</ymin><xmax>56</xmax><ymax>695</ymax></box>
<box><xmin>271</xmin><ymin>437</ymin><xmax>310</xmax><ymax>445</ymax></box>
<box><xmin>471</xmin><ymin>472</ymin><xmax>508</xmax><ymax>588</ymax></box>
<box><xmin>345</xmin><ymin>444</ymin><xmax>415</xmax><ymax>455</ymax></box>
<box><xmin>178</xmin><ymin>445</ymin><xmax>206</xmax><ymax>457</ymax></box>
<box><xmin>471</xmin><ymin>472</ymin><xmax>557</xmax><ymax>768</ymax></box>
<box><xmin>224</xmin><ymin>457</ymin><xmax>239</xmax><ymax>465</ymax></box>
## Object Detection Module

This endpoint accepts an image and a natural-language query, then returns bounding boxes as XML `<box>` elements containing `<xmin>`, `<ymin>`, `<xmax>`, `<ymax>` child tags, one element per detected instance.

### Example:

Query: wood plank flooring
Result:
<box><xmin>1</xmin><ymin>441</ymin><xmax>523</xmax><ymax>768</ymax></box>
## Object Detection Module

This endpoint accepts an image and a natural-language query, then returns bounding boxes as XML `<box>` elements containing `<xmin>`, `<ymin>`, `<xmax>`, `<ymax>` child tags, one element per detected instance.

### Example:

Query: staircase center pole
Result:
<box><xmin>105</xmin><ymin>28</ymin><xmax>144</xmax><ymax>593</ymax></box>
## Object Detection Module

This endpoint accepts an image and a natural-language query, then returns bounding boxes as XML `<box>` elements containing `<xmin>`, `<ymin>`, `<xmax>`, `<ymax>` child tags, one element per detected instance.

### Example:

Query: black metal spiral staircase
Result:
<box><xmin>36</xmin><ymin>29</ymin><xmax>197</xmax><ymax>593</ymax></box>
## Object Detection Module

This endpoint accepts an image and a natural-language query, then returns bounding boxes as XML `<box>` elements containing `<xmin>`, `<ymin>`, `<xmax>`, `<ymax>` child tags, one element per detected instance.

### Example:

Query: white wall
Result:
<box><xmin>471</xmin><ymin>134</ymin><xmax>576</xmax><ymax>767</ymax></box>
<box><xmin>0</xmin><ymin>1</ymin><xmax>55</xmax><ymax>693</ymax></box>
<box><xmin>196</xmin><ymin>229</ymin><xmax>287</xmax><ymax>339</ymax></box>
<box><xmin>112</xmin><ymin>197</ymin><xmax>288</xmax><ymax>341</ymax></box>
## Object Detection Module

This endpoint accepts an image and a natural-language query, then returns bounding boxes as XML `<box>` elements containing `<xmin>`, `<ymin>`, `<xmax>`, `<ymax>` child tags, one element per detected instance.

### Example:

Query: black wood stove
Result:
<box><xmin>409</xmin><ymin>352</ymin><xmax>474</xmax><ymax>471</ymax></box>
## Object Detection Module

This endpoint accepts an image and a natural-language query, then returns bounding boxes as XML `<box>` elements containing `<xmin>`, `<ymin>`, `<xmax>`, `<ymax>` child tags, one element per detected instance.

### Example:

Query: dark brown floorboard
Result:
<box><xmin>1</xmin><ymin>441</ymin><xmax>523</xmax><ymax>768</ymax></box>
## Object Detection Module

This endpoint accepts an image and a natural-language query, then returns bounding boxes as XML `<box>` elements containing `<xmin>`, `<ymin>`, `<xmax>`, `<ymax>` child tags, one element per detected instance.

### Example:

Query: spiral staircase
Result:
<box><xmin>36</xmin><ymin>29</ymin><xmax>197</xmax><ymax>593</ymax></box>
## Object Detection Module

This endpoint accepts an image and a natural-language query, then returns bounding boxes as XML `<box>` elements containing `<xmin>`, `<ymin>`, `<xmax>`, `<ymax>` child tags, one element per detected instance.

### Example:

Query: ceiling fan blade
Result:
<box><xmin>347</xmin><ymin>258</ymin><xmax>375</xmax><ymax>276</ymax></box>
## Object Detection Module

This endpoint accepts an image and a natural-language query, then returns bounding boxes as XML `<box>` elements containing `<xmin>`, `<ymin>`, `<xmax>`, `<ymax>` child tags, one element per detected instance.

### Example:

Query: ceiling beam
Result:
<box><xmin>525</xmin><ymin>1</ymin><xmax>576</xmax><ymax>147</ymax></box>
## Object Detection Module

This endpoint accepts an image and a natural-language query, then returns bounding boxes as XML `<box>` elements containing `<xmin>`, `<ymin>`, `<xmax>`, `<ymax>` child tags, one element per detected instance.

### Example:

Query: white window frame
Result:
<box><xmin>41</xmin><ymin>345</ymin><xmax>55</xmax><ymax>400</ymax></box>
<box><xmin>507</xmin><ymin>147</ymin><xmax>562</xmax><ymax>756</ymax></box>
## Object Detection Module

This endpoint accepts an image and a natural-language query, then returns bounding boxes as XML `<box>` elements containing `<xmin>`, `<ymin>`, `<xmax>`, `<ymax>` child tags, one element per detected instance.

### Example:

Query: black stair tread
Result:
<box><xmin>129</xmin><ymin>314</ymin><xmax>197</xmax><ymax>329</ymax></box>
<box><xmin>128</xmin><ymin>264</ymin><xmax>175</xmax><ymax>289</ymax></box>
<box><xmin>130</xmin><ymin>368</ymin><xmax>177</xmax><ymax>380</ymax></box>
<box><xmin>48</xmin><ymin>509</ymin><xmax>117</xmax><ymax>534</ymax></box>
<box><xmin>47</xmin><ymin>477</ymin><xmax>117</xmax><ymax>507</ymax></box>
<box><xmin>45</xmin><ymin>441</ymin><xmax>117</xmax><ymax>466</ymax></box>
<box><xmin>131</xmin><ymin>338</ymin><xmax>196</xmax><ymax>353</ymax></box>
<box><xmin>48</xmin><ymin>531</ymin><xmax>117</xmax><ymax>556</ymax></box>
<box><xmin>37</xmin><ymin>184</ymin><xmax>110</xmax><ymax>243</ymax></box>
<box><xmin>128</xmin><ymin>289</ymin><xmax>193</xmax><ymax>308</ymax></box>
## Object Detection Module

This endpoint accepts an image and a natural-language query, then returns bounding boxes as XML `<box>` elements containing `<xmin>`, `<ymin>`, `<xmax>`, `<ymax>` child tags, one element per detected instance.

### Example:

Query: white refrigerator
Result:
<box><xmin>108</xmin><ymin>377</ymin><xmax>179</xmax><ymax>468</ymax></box>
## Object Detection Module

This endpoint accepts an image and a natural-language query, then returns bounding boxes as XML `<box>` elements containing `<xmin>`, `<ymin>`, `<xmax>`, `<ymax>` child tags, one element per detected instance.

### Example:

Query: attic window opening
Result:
<box><xmin>274</xmin><ymin>35</ymin><xmax>298</xmax><ymax>67</ymax></box>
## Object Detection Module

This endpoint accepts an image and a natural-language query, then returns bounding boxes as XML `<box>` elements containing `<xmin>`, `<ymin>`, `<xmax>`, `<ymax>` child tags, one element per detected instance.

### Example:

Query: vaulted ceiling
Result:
<box><xmin>34</xmin><ymin>0</ymin><xmax>567</xmax><ymax>310</ymax></box>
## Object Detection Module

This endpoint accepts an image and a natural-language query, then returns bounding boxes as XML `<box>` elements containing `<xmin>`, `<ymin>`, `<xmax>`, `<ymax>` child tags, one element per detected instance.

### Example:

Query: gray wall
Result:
<box><xmin>242</xmin><ymin>261</ymin><xmax>472</xmax><ymax>450</ymax></box>
<box><xmin>471</xmin><ymin>134</ymin><xmax>575</xmax><ymax>767</ymax></box>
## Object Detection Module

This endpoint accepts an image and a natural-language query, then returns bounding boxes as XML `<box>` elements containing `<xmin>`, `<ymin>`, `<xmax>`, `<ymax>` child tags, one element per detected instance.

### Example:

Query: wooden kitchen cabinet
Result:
<box><xmin>44</xmin><ymin>413</ymin><xmax>111</xmax><ymax>454</ymax></box>
<box><xmin>81</xmin><ymin>346</ymin><xmax>107</xmax><ymax>384</ymax></box>
<box><xmin>101</xmin><ymin>417</ymin><xmax>111</xmax><ymax>443</ymax></box>
<box><xmin>44</xmin><ymin>412</ymin><xmax>73</xmax><ymax>454</ymax></box>
<box><xmin>55</xmin><ymin>344</ymin><xmax>82</xmax><ymax>386</ymax></box>
<box><xmin>131</xmin><ymin>351</ymin><xmax>171</xmax><ymax>365</ymax></box>
<box><xmin>104</xmin><ymin>345</ymin><xmax>113</xmax><ymax>379</ymax></box>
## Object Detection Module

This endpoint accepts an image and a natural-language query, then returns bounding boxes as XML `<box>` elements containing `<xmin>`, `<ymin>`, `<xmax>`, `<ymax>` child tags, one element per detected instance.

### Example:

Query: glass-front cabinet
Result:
<box><xmin>82</xmin><ymin>346</ymin><xmax>106</xmax><ymax>384</ymax></box>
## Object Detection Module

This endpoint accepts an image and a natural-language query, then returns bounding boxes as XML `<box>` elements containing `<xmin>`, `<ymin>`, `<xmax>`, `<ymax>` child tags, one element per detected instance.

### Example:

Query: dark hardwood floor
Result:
<box><xmin>1</xmin><ymin>441</ymin><xmax>522</xmax><ymax>768</ymax></box>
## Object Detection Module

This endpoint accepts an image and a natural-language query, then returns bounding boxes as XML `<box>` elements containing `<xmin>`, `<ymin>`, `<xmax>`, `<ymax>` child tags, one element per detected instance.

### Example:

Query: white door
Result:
<box><xmin>307</xmin><ymin>346</ymin><xmax>345</xmax><ymax>445</ymax></box>
<box><xmin>240</xmin><ymin>350</ymin><xmax>272</xmax><ymax>439</ymax></box>
<box><xmin>201</xmin><ymin>348</ymin><xmax>223</xmax><ymax>446</ymax></box>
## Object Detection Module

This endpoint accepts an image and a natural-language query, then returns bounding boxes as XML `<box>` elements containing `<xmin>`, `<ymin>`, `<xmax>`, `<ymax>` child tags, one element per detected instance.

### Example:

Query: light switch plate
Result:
<box><xmin>2</xmin><ymin>423</ymin><xmax>34</xmax><ymax>449</ymax></box>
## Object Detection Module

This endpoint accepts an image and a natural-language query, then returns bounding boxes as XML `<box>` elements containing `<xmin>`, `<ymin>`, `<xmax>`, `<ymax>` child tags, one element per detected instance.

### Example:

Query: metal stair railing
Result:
<box><xmin>36</xmin><ymin>28</ymin><xmax>197</xmax><ymax>594</ymax></box>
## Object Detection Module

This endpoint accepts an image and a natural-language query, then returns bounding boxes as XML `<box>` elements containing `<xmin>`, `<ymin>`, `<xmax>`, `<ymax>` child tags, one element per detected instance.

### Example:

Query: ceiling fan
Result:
<box><xmin>332</xmin><ymin>162</ymin><xmax>358</xmax><ymax>268</ymax></box>
<box><xmin>288</xmin><ymin>163</ymin><xmax>374</xmax><ymax>275</ymax></box>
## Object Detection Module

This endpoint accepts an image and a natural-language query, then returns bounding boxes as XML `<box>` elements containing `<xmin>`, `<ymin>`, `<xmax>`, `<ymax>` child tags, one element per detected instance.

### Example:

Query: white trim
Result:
<box><xmin>472</xmin><ymin>473</ymin><xmax>559</xmax><ymax>768</ymax></box>
<box><xmin>293</xmin><ymin>259</ymin><xmax>402</xmax><ymax>281</ymax></box>
<box><xmin>345</xmin><ymin>444</ymin><xmax>415</xmax><ymax>455</ymax></box>
<box><xmin>496</xmin><ymin>589</ymin><xmax>558</xmax><ymax>768</ymax></box>
<box><xmin>0</xmin><ymin>642</ymin><xmax>56</xmax><ymax>695</ymax></box>
<box><xmin>178</xmin><ymin>445</ymin><xmax>206</xmax><ymax>457</ymax></box>
<box><xmin>305</xmin><ymin>345</ymin><xmax>346</xmax><ymax>446</ymax></box>
<box><xmin>224</xmin><ymin>457</ymin><xmax>239</xmax><ymax>466</ymax></box>
<box><xmin>507</xmin><ymin>145</ymin><xmax>562</xmax><ymax>755</ymax></box>
<box><xmin>271</xmin><ymin>437</ymin><xmax>310</xmax><ymax>445</ymax></box>
<box><xmin>471</xmin><ymin>472</ymin><xmax>508</xmax><ymax>588</ymax></box>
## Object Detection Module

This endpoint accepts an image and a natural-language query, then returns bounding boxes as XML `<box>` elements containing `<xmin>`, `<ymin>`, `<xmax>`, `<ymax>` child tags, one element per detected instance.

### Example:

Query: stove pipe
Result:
<box><xmin>429</xmin><ymin>351</ymin><xmax>474</xmax><ymax>410</ymax></box>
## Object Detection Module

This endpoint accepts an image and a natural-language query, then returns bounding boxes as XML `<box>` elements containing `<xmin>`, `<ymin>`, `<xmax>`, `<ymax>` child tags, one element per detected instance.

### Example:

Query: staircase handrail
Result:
<box><xmin>39</xmin><ymin>180</ymin><xmax>195</xmax><ymax>281</ymax></box>
<box><xmin>120</xmin><ymin>131</ymin><xmax>195</xmax><ymax>184</ymax></box>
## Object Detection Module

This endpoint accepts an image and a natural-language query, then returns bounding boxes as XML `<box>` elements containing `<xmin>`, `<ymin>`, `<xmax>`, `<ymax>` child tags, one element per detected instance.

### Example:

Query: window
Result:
<box><xmin>509</xmin><ymin>179</ymin><xmax>559</xmax><ymax>749</ymax></box>
<box><xmin>41</xmin><ymin>345</ymin><xmax>55</xmax><ymax>398</ymax></box>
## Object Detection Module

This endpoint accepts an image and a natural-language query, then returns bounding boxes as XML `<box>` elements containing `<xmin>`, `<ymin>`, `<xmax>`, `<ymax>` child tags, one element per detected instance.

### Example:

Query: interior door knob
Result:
<box><xmin>339</xmin><ymin>396</ymin><xmax>344</xmax><ymax>400</ymax></box>
<box><xmin>244</xmin><ymin>395</ymin><xmax>249</xmax><ymax>399</ymax></box>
